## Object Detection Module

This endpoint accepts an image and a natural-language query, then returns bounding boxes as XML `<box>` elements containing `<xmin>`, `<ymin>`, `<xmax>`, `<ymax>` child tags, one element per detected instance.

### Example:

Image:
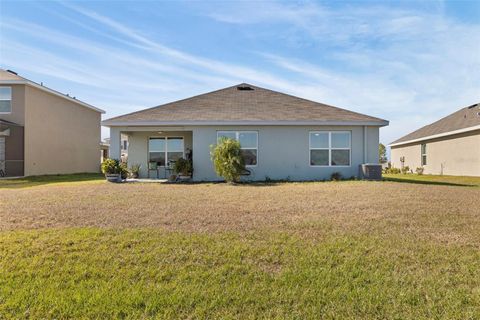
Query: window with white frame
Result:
<box><xmin>217</xmin><ymin>131</ymin><xmax>258</xmax><ymax>166</ymax></box>
<box><xmin>310</xmin><ymin>131</ymin><xmax>351</xmax><ymax>166</ymax></box>
<box><xmin>0</xmin><ymin>87</ymin><xmax>12</xmax><ymax>113</ymax></box>
<box><xmin>148</xmin><ymin>137</ymin><xmax>184</xmax><ymax>166</ymax></box>
<box><xmin>421</xmin><ymin>143</ymin><xmax>427</xmax><ymax>166</ymax></box>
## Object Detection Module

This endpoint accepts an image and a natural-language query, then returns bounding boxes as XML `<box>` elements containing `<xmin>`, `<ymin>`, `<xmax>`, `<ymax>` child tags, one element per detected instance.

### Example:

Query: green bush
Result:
<box><xmin>101</xmin><ymin>159</ymin><xmax>128</xmax><ymax>179</ymax></box>
<box><xmin>101</xmin><ymin>159</ymin><xmax>120</xmax><ymax>175</ymax></box>
<box><xmin>119</xmin><ymin>162</ymin><xmax>128</xmax><ymax>180</ymax></box>
<box><xmin>210</xmin><ymin>137</ymin><xmax>245</xmax><ymax>183</ymax></box>
<box><xmin>383</xmin><ymin>166</ymin><xmax>401</xmax><ymax>174</ymax></box>
<box><xmin>129</xmin><ymin>164</ymin><xmax>141</xmax><ymax>178</ymax></box>
<box><xmin>416</xmin><ymin>167</ymin><xmax>424</xmax><ymax>175</ymax></box>
<box><xmin>330</xmin><ymin>172</ymin><xmax>342</xmax><ymax>181</ymax></box>
<box><xmin>401</xmin><ymin>166</ymin><xmax>410</xmax><ymax>174</ymax></box>
<box><xmin>173</xmin><ymin>158</ymin><xmax>193</xmax><ymax>176</ymax></box>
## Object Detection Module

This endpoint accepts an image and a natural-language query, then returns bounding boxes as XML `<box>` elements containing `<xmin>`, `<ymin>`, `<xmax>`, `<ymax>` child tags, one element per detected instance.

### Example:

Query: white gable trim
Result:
<box><xmin>0</xmin><ymin>80</ymin><xmax>105</xmax><ymax>114</ymax></box>
<box><xmin>389</xmin><ymin>124</ymin><xmax>480</xmax><ymax>147</ymax></box>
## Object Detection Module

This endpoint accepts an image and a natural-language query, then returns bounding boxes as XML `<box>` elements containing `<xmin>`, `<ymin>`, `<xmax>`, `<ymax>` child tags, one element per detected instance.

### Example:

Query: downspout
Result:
<box><xmin>363</xmin><ymin>126</ymin><xmax>368</xmax><ymax>163</ymax></box>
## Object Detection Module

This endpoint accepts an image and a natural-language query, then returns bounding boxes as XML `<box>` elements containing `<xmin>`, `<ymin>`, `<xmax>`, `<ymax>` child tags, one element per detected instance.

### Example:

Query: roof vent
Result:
<box><xmin>6</xmin><ymin>69</ymin><xmax>18</xmax><ymax>75</ymax></box>
<box><xmin>467</xmin><ymin>103</ymin><xmax>479</xmax><ymax>109</ymax></box>
<box><xmin>237</xmin><ymin>85</ymin><xmax>254</xmax><ymax>91</ymax></box>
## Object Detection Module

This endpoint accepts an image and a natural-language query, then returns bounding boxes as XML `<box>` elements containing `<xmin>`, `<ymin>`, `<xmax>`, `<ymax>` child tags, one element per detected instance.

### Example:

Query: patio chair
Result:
<box><xmin>148</xmin><ymin>161</ymin><xmax>159</xmax><ymax>179</ymax></box>
<box><xmin>165</xmin><ymin>160</ymin><xmax>176</xmax><ymax>179</ymax></box>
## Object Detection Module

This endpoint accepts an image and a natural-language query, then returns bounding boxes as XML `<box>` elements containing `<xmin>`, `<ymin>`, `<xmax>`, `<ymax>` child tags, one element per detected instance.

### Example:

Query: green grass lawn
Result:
<box><xmin>1</xmin><ymin>229</ymin><xmax>479</xmax><ymax>319</ymax></box>
<box><xmin>383</xmin><ymin>173</ymin><xmax>480</xmax><ymax>187</ymax></box>
<box><xmin>0</xmin><ymin>173</ymin><xmax>104</xmax><ymax>189</ymax></box>
<box><xmin>1</xmin><ymin>174</ymin><xmax>479</xmax><ymax>319</ymax></box>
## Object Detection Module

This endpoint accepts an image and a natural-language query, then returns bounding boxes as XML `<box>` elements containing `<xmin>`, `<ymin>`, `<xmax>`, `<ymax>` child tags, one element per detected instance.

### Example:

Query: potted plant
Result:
<box><xmin>173</xmin><ymin>158</ymin><xmax>193</xmax><ymax>181</ymax></box>
<box><xmin>101</xmin><ymin>158</ymin><xmax>125</xmax><ymax>182</ymax></box>
<box><xmin>129</xmin><ymin>164</ymin><xmax>141</xmax><ymax>179</ymax></box>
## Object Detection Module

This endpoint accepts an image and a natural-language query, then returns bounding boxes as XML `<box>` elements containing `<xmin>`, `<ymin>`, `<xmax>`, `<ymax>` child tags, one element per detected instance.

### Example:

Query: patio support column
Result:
<box><xmin>110</xmin><ymin>127</ymin><xmax>122</xmax><ymax>160</ymax></box>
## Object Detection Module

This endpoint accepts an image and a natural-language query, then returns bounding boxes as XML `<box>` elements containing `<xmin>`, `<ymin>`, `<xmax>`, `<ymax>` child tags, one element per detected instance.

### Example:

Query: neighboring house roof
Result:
<box><xmin>102</xmin><ymin>83</ymin><xmax>388</xmax><ymax>126</ymax></box>
<box><xmin>390</xmin><ymin>103</ymin><xmax>480</xmax><ymax>147</ymax></box>
<box><xmin>0</xmin><ymin>69</ymin><xmax>105</xmax><ymax>114</ymax></box>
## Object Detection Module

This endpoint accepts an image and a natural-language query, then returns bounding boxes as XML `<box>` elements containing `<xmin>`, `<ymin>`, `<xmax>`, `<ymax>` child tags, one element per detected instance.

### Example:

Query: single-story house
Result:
<box><xmin>102</xmin><ymin>83</ymin><xmax>389</xmax><ymax>181</ymax></box>
<box><xmin>0</xmin><ymin>69</ymin><xmax>105</xmax><ymax>177</ymax></box>
<box><xmin>390</xmin><ymin>103</ymin><xmax>480</xmax><ymax>176</ymax></box>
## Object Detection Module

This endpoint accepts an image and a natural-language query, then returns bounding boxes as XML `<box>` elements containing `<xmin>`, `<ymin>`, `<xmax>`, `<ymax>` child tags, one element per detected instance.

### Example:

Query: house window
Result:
<box><xmin>217</xmin><ymin>131</ymin><xmax>258</xmax><ymax>166</ymax></box>
<box><xmin>310</xmin><ymin>131</ymin><xmax>351</xmax><ymax>166</ymax></box>
<box><xmin>0</xmin><ymin>87</ymin><xmax>12</xmax><ymax>113</ymax></box>
<box><xmin>149</xmin><ymin>137</ymin><xmax>184</xmax><ymax>166</ymax></box>
<box><xmin>421</xmin><ymin>143</ymin><xmax>427</xmax><ymax>166</ymax></box>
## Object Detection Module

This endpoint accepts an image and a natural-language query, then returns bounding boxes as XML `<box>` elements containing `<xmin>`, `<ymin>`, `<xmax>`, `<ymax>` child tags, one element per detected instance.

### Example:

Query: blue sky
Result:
<box><xmin>1</xmin><ymin>0</ymin><xmax>479</xmax><ymax>144</ymax></box>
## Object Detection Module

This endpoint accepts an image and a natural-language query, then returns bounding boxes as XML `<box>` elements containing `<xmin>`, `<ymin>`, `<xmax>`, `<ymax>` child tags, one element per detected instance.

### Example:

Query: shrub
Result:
<box><xmin>101</xmin><ymin>159</ymin><xmax>128</xmax><ymax>179</ymax></box>
<box><xmin>331</xmin><ymin>172</ymin><xmax>342</xmax><ymax>181</ymax></box>
<box><xmin>173</xmin><ymin>158</ymin><xmax>193</xmax><ymax>176</ymax></box>
<box><xmin>383</xmin><ymin>166</ymin><xmax>401</xmax><ymax>174</ymax></box>
<box><xmin>210</xmin><ymin>137</ymin><xmax>245</xmax><ymax>183</ymax></box>
<box><xmin>119</xmin><ymin>162</ymin><xmax>128</xmax><ymax>180</ymax></box>
<box><xmin>129</xmin><ymin>164</ymin><xmax>141</xmax><ymax>178</ymax></box>
<box><xmin>101</xmin><ymin>159</ymin><xmax>120</xmax><ymax>175</ymax></box>
<box><xmin>401</xmin><ymin>166</ymin><xmax>410</xmax><ymax>174</ymax></box>
<box><xmin>416</xmin><ymin>167</ymin><xmax>424</xmax><ymax>175</ymax></box>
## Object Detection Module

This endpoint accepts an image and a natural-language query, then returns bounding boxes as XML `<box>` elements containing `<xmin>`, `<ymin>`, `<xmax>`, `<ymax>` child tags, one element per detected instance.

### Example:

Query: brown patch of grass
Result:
<box><xmin>1</xmin><ymin>181</ymin><xmax>479</xmax><ymax>246</ymax></box>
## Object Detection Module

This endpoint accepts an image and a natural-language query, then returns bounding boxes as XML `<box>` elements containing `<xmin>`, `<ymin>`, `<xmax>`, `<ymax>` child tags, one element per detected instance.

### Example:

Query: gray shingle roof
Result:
<box><xmin>391</xmin><ymin>103</ymin><xmax>480</xmax><ymax>145</ymax></box>
<box><xmin>103</xmin><ymin>83</ymin><xmax>388</xmax><ymax>125</ymax></box>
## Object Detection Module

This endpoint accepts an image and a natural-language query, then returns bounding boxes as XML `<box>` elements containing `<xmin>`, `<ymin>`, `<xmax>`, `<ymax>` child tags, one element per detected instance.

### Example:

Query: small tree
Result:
<box><xmin>379</xmin><ymin>143</ymin><xmax>387</xmax><ymax>163</ymax></box>
<box><xmin>210</xmin><ymin>137</ymin><xmax>245</xmax><ymax>183</ymax></box>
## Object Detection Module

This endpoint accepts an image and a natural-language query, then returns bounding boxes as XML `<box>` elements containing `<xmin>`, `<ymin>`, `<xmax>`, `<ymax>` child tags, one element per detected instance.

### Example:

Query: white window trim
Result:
<box><xmin>148</xmin><ymin>136</ymin><xmax>185</xmax><ymax>167</ymax></box>
<box><xmin>309</xmin><ymin>131</ymin><xmax>352</xmax><ymax>167</ymax></box>
<box><xmin>0</xmin><ymin>87</ymin><xmax>12</xmax><ymax>114</ymax></box>
<box><xmin>217</xmin><ymin>130</ymin><xmax>258</xmax><ymax>167</ymax></box>
<box><xmin>421</xmin><ymin>143</ymin><xmax>427</xmax><ymax>166</ymax></box>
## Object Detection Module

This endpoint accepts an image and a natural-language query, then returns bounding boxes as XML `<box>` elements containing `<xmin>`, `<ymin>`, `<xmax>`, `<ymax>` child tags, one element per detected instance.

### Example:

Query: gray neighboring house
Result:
<box><xmin>102</xmin><ymin>84</ymin><xmax>388</xmax><ymax>181</ymax></box>
<box><xmin>390</xmin><ymin>103</ymin><xmax>480</xmax><ymax>176</ymax></box>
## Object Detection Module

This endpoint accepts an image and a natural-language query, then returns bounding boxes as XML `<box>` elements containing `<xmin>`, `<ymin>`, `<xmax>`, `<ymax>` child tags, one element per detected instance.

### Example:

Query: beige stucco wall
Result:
<box><xmin>0</xmin><ymin>84</ymin><xmax>25</xmax><ymax>125</ymax></box>
<box><xmin>391</xmin><ymin>130</ymin><xmax>480</xmax><ymax>176</ymax></box>
<box><xmin>24</xmin><ymin>85</ymin><xmax>101</xmax><ymax>176</ymax></box>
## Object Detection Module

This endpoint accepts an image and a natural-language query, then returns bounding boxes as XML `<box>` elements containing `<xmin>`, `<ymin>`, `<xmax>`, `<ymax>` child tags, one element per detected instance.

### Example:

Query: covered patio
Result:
<box><xmin>110</xmin><ymin>127</ymin><xmax>193</xmax><ymax>179</ymax></box>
